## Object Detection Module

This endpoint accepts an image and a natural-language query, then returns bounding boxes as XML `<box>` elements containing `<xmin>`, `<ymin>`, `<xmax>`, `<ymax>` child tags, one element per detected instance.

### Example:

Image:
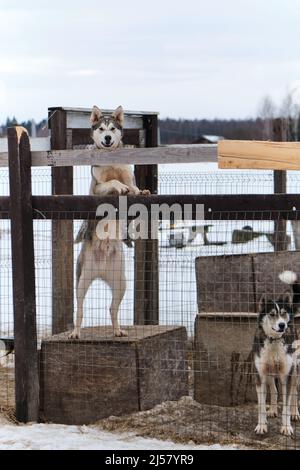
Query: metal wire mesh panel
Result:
<box><xmin>2</xmin><ymin>164</ymin><xmax>300</xmax><ymax>448</ymax></box>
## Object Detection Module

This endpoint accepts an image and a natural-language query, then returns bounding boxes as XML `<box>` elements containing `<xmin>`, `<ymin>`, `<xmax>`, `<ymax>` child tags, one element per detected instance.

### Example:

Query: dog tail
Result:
<box><xmin>279</xmin><ymin>270</ymin><xmax>300</xmax><ymax>314</ymax></box>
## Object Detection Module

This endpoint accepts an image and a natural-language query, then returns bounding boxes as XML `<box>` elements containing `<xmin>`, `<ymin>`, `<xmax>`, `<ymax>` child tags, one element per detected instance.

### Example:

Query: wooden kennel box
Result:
<box><xmin>39</xmin><ymin>325</ymin><xmax>188</xmax><ymax>424</ymax></box>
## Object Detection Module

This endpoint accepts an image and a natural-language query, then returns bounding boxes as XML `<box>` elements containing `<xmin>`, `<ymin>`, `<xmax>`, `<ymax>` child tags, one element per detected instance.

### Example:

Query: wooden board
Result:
<box><xmin>50</xmin><ymin>110</ymin><xmax>74</xmax><ymax>335</ymax></box>
<box><xmin>194</xmin><ymin>313</ymin><xmax>257</xmax><ymax>406</ymax></box>
<box><xmin>195</xmin><ymin>254</ymin><xmax>255</xmax><ymax>313</ymax></box>
<box><xmin>134</xmin><ymin>114</ymin><xmax>159</xmax><ymax>326</ymax></box>
<box><xmin>0</xmin><ymin>144</ymin><xmax>218</xmax><ymax>168</ymax></box>
<box><xmin>39</xmin><ymin>325</ymin><xmax>188</xmax><ymax>424</ymax></box>
<box><xmin>218</xmin><ymin>140</ymin><xmax>300</xmax><ymax>170</ymax></box>
<box><xmin>7</xmin><ymin>127</ymin><xmax>39</xmax><ymax>422</ymax></box>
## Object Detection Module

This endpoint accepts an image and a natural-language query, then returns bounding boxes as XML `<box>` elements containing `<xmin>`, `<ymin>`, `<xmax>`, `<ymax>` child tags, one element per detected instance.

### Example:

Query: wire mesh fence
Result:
<box><xmin>1</xmin><ymin>164</ymin><xmax>300</xmax><ymax>447</ymax></box>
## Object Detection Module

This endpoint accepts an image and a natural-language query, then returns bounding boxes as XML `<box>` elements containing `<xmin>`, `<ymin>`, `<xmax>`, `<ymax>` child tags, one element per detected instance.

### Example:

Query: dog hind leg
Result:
<box><xmin>103</xmin><ymin>247</ymin><xmax>127</xmax><ymax>337</ymax></box>
<box><xmin>69</xmin><ymin>270</ymin><xmax>93</xmax><ymax>339</ymax></box>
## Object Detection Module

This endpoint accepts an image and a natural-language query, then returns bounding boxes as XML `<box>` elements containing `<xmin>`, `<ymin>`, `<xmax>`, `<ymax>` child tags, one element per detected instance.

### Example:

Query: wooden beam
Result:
<box><xmin>27</xmin><ymin>193</ymin><xmax>300</xmax><ymax>220</ymax></box>
<box><xmin>0</xmin><ymin>192</ymin><xmax>300</xmax><ymax>220</ymax></box>
<box><xmin>134</xmin><ymin>115</ymin><xmax>159</xmax><ymax>326</ymax></box>
<box><xmin>218</xmin><ymin>140</ymin><xmax>300</xmax><ymax>170</ymax></box>
<box><xmin>48</xmin><ymin>106</ymin><xmax>159</xmax><ymax>115</ymax></box>
<box><xmin>7</xmin><ymin>127</ymin><xmax>39</xmax><ymax>422</ymax></box>
<box><xmin>49</xmin><ymin>109</ymin><xmax>74</xmax><ymax>335</ymax></box>
<box><xmin>0</xmin><ymin>144</ymin><xmax>218</xmax><ymax>167</ymax></box>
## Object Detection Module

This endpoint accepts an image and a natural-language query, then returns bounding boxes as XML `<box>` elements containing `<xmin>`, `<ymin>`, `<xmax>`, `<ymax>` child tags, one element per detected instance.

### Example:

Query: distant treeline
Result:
<box><xmin>1</xmin><ymin>116</ymin><xmax>264</xmax><ymax>142</ymax></box>
<box><xmin>159</xmin><ymin>118</ymin><xmax>264</xmax><ymax>144</ymax></box>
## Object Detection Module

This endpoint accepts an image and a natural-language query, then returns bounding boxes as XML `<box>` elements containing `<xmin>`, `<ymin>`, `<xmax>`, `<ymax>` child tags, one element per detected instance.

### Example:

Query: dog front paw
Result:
<box><xmin>280</xmin><ymin>424</ymin><xmax>294</xmax><ymax>436</ymax></box>
<box><xmin>140</xmin><ymin>189</ymin><xmax>150</xmax><ymax>195</ymax></box>
<box><xmin>68</xmin><ymin>328</ymin><xmax>81</xmax><ymax>340</ymax></box>
<box><xmin>114</xmin><ymin>328</ymin><xmax>128</xmax><ymax>337</ymax></box>
<box><xmin>255</xmin><ymin>424</ymin><xmax>268</xmax><ymax>435</ymax></box>
<box><xmin>116</xmin><ymin>182</ymin><xmax>130</xmax><ymax>195</ymax></box>
<box><xmin>108</xmin><ymin>181</ymin><xmax>130</xmax><ymax>195</ymax></box>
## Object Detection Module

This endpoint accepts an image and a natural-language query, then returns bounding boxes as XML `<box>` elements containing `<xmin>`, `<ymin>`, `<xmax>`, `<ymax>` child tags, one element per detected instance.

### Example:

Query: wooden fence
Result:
<box><xmin>3</xmin><ymin>108</ymin><xmax>300</xmax><ymax>423</ymax></box>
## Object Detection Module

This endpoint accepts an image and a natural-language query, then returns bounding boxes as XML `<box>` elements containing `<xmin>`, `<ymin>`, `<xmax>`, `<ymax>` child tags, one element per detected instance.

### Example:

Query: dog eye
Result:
<box><xmin>99</xmin><ymin>127</ymin><xmax>104</xmax><ymax>131</ymax></box>
<box><xmin>111</xmin><ymin>127</ymin><xmax>115</xmax><ymax>131</ymax></box>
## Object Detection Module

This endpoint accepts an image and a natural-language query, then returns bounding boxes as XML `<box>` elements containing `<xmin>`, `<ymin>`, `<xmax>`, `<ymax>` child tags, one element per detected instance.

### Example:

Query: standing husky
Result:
<box><xmin>69</xmin><ymin>105</ymin><xmax>149</xmax><ymax>339</ymax></box>
<box><xmin>252</xmin><ymin>271</ymin><xmax>300</xmax><ymax>436</ymax></box>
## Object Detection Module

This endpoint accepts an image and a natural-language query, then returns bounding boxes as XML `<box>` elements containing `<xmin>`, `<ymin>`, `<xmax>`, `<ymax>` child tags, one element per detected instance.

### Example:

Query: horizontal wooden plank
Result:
<box><xmin>0</xmin><ymin>144</ymin><xmax>217</xmax><ymax>168</ymax></box>
<box><xmin>0</xmin><ymin>194</ymin><xmax>300</xmax><ymax>220</ymax></box>
<box><xmin>30</xmin><ymin>194</ymin><xmax>300</xmax><ymax>220</ymax></box>
<box><xmin>198</xmin><ymin>312</ymin><xmax>258</xmax><ymax>318</ymax></box>
<box><xmin>34</xmin><ymin>144</ymin><xmax>217</xmax><ymax>167</ymax></box>
<box><xmin>218</xmin><ymin>140</ymin><xmax>300</xmax><ymax>170</ymax></box>
<box><xmin>48</xmin><ymin>107</ymin><xmax>159</xmax><ymax>116</ymax></box>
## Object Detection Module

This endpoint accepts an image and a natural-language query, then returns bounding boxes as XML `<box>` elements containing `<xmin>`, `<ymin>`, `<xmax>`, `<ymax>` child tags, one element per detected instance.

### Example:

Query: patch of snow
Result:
<box><xmin>0</xmin><ymin>421</ymin><xmax>238</xmax><ymax>450</ymax></box>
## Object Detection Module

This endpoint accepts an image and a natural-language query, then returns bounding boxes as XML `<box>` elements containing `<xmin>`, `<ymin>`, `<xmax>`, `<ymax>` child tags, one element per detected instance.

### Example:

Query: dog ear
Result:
<box><xmin>90</xmin><ymin>106</ymin><xmax>102</xmax><ymax>125</ymax></box>
<box><xmin>281</xmin><ymin>289</ymin><xmax>293</xmax><ymax>308</ymax></box>
<box><xmin>112</xmin><ymin>105</ymin><xmax>124</xmax><ymax>128</ymax></box>
<box><xmin>258</xmin><ymin>295</ymin><xmax>267</xmax><ymax>313</ymax></box>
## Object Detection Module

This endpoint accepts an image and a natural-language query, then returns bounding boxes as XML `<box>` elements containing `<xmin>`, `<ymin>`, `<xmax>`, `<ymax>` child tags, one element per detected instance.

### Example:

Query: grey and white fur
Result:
<box><xmin>69</xmin><ymin>105</ymin><xmax>149</xmax><ymax>339</ymax></box>
<box><xmin>252</xmin><ymin>270</ymin><xmax>300</xmax><ymax>436</ymax></box>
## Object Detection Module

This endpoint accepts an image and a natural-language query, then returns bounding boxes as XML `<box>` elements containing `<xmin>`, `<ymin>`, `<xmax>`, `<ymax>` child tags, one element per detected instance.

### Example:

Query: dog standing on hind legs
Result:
<box><xmin>69</xmin><ymin>105</ymin><xmax>149</xmax><ymax>340</ymax></box>
<box><xmin>252</xmin><ymin>270</ymin><xmax>300</xmax><ymax>436</ymax></box>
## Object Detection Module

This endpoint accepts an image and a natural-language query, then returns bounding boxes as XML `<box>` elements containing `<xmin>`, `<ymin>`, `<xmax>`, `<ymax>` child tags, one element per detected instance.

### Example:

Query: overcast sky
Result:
<box><xmin>1</xmin><ymin>0</ymin><xmax>300</xmax><ymax>122</ymax></box>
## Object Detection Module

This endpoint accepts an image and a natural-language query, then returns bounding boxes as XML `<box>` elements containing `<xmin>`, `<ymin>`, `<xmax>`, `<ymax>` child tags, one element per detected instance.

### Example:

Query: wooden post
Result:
<box><xmin>134</xmin><ymin>115</ymin><xmax>159</xmax><ymax>325</ymax></box>
<box><xmin>49</xmin><ymin>109</ymin><xmax>74</xmax><ymax>334</ymax></box>
<box><xmin>291</xmin><ymin>115</ymin><xmax>300</xmax><ymax>249</ymax></box>
<box><xmin>8</xmin><ymin>127</ymin><xmax>39</xmax><ymax>422</ymax></box>
<box><xmin>273</xmin><ymin>118</ymin><xmax>288</xmax><ymax>252</ymax></box>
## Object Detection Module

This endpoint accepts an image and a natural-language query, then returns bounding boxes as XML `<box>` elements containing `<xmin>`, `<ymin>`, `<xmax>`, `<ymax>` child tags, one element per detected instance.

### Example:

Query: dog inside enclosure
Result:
<box><xmin>194</xmin><ymin>248</ymin><xmax>300</xmax><ymax>445</ymax></box>
<box><xmin>252</xmin><ymin>272</ymin><xmax>300</xmax><ymax>437</ymax></box>
<box><xmin>69</xmin><ymin>105</ymin><xmax>150</xmax><ymax>340</ymax></box>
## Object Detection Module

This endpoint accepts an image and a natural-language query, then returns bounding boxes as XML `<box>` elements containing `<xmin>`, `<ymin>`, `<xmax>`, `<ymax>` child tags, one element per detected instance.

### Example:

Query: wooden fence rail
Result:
<box><xmin>0</xmin><ymin>144</ymin><xmax>218</xmax><ymax>167</ymax></box>
<box><xmin>7</xmin><ymin>127</ymin><xmax>39</xmax><ymax>422</ymax></box>
<box><xmin>0</xmin><ymin>193</ymin><xmax>299</xmax><ymax>220</ymax></box>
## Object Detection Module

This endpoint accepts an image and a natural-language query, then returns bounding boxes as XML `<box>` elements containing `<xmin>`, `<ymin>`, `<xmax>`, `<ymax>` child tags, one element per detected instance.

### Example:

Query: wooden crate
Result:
<box><xmin>39</xmin><ymin>325</ymin><xmax>188</xmax><ymax>424</ymax></box>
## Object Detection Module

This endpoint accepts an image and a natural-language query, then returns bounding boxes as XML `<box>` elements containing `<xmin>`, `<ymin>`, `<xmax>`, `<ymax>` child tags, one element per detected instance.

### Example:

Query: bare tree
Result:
<box><xmin>257</xmin><ymin>95</ymin><xmax>276</xmax><ymax>139</ymax></box>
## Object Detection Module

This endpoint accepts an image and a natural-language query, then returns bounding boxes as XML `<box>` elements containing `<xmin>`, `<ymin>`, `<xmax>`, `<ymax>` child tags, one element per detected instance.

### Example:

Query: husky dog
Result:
<box><xmin>69</xmin><ymin>105</ymin><xmax>149</xmax><ymax>339</ymax></box>
<box><xmin>252</xmin><ymin>271</ymin><xmax>300</xmax><ymax>436</ymax></box>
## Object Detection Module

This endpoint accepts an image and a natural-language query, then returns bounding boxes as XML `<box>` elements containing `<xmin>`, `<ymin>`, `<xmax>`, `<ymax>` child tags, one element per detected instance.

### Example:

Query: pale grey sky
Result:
<box><xmin>1</xmin><ymin>0</ymin><xmax>300</xmax><ymax>121</ymax></box>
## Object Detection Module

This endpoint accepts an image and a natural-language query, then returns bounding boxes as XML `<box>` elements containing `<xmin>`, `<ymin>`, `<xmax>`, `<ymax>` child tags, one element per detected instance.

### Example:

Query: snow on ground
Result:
<box><xmin>0</xmin><ymin>420</ymin><xmax>238</xmax><ymax>450</ymax></box>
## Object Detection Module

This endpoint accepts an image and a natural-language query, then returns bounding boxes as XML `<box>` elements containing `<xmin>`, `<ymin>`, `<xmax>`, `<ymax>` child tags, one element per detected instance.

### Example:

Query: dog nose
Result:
<box><xmin>278</xmin><ymin>322</ymin><xmax>286</xmax><ymax>330</ymax></box>
<box><xmin>105</xmin><ymin>135</ymin><xmax>111</xmax><ymax>143</ymax></box>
